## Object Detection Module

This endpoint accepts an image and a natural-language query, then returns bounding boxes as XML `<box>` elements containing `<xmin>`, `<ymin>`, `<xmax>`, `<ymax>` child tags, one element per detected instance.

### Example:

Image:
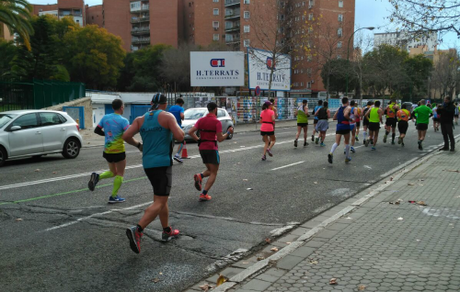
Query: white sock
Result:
<box><xmin>330</xmin><ymin>143</ymin><xmax>338</xmax><ymax>154</ymax></box>
<box><xmin>363</xmin><ymin>131</ymin><xmax>367</xmax><ymax>140</ymax></box>
<box><xmin>345</xmin><ymin>144</ymin><xmax>350</xmax><ymax>157</ymax></box>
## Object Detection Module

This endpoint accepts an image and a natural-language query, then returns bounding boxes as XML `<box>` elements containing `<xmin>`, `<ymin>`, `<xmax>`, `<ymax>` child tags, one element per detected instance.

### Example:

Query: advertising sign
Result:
<box><xmin>190</xmin><ymin>51</ymin><xmax>245</xmax><ymax>87</ymax></box>
<box><xmin>247</xmin><ymin>47</ymin><xmax>291</xmax><ymax>91</ymax></box>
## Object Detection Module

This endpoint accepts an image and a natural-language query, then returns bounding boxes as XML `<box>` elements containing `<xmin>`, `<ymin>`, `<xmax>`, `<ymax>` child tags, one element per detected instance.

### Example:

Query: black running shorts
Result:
<box><xmin>144</xmin><ymin>166</ymin><xmax>172</xmax><ymax>196</ymax></box>
<box><xmin>336</xmin><ymin>129</ymin><xmax>351</xmax><ymax>135</ymax></box>
<box><xmin>363</xmin><ymin>119</ymin><xmax>370</xmax><ymax>127</ymax></box>
<box><xmin>297</xmin><ymin>123</ymin><xmax>308</xmax><ymax>127</ymax></box>
<box><xmin>385</xmin><ymin>118</ymin><xmax>397</xmax><ymax>128</ymax></box>
<box><xmin>260</xmin><ymin>131</ymin><xmax>275</xmax><ymax>136</ymax></box>
<box><xmin>416</xmin><ymin>123</ymin><xmax>428</xmax><ymax>131</ymax></box>
<box><xmin>433</xmin><ymin>118</ymin><xmax>440</xmax><ymax>122</ymax></box>
<box><xmin>398</xmin><ymin>121</ymin><xmax>408</xmax><ymax>134</ymax></box>
<box><xmin>200</xmin><ymin>150</ymin><xmax>220</xmax><ymax>165</ymax></box>
<box><xmin>356</xmin><ymin>121</ymin><xmax>361</xmax><ymax>128</ymax></box>
<box><xmin>103</xmin><ymin>152</ymin><xmax>126</xmax><ymax>163</ymax></box>
<box><xmin>368</xmin><ymin>122</ymin><xmax>380</xmax><ymax>132</ymax></box>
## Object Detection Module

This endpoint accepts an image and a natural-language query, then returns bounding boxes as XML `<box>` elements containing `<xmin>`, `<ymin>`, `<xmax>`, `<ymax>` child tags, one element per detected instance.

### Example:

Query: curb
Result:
<box><xmin>210</xmin><ymin>135</ymin><xmax>460</xmax><ymax>292</ymax></box>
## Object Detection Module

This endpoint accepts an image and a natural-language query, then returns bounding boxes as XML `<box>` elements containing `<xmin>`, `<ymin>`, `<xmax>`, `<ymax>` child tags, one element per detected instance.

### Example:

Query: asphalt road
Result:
<box><xmin>1</xmin><ymin>122</ymin><xmax>458</xmax><ymax>292</ymax></box>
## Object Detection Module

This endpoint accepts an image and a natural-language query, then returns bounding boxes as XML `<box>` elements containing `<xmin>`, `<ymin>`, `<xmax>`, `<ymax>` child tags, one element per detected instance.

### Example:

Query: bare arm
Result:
<box><xmin>327</xmin><ymin>109</ymin><xmax>331</xmax><ymax>119</ymax></box>
<box><xmin>188</xmin><ymin>125</ymin><xmax>199</xmax><ymax>142</ymax></box>
<box><xmin>344</xmin><ymin>107</ymin><xmax>351</xmax><ymax>120</ymax></box>
<box><xmin>180</xmin><ymin>112</ymin><xmax>184</xmax><ymax>120</ymax></box>
<box><xmin>217</xmin><ymin>127</ymin><xmax>233</xmax><ymax>142</ymax></box>
<box><xmin>122</xmin><ymin>118</ymin><xmax>143</xmax><ymax>151</ymax></box>
<box><xmin>333</xmin><ymin>110</ymin><xmax>339</xmax><ymax>120</ymax></box>
<box><xmin>378</xmin><ymin>109</ymin><xmax>384</xmax><ymax>123</ymax></box>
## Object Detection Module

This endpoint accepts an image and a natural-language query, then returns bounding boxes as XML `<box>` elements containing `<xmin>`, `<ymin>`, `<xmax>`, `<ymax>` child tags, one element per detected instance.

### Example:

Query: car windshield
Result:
<box><xmin>184</xmin><ymin>109</ymin><xmax>206</xmax><ymax>120</ymax></box>
<box><xmin>0</xmin><ymin>114</ymin><xmax>17</xmax><ymax>129</ymax></box>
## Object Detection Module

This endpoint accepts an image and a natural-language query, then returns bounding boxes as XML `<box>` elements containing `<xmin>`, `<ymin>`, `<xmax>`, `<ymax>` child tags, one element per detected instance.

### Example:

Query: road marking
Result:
<box><xmin>271</xmin><ymin>161</ymin><xmax>304</xmax><ymax>171</ymax></box>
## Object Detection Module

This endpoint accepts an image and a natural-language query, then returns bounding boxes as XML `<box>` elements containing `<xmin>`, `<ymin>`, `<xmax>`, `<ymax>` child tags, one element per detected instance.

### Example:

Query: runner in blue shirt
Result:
<box><xmin>312</xmin><ymin>100</ymin><xmax>323</xmax><ymax>144</ymax></box>
<box><xmin>168</xmin><ymin>98</ymin><xmax>185</xmax><ymax>163</ymax></box>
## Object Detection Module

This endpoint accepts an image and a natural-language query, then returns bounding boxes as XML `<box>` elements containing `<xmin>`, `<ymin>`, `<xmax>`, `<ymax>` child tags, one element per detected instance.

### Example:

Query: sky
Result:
<box><xmin>30</xmin><ymin>0</ymin><xmax>458</xmax><ymax>50</ymax></box>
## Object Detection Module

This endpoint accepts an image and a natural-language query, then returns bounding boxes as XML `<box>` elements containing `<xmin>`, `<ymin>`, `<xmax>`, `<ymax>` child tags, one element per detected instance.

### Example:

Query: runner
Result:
<box><xmin>189</xmin><ymin>102</ymin><xmax>234</xmax><ymax>201</ymax></box>
<box><xmin>315</xmin><ymin>101</ymin><xmax>330</xmax><ymax>147</ymax></box>
<box><xmin>365</xmin><ymin>100</ymin><xmax>384</xmax><ymax>151</ymax></box>
<box><xmin>88</xmin><ymin>99</ymin><xmax>139</xmax><ymax>204</ymax></box>
<box><xmin>294</xmin><ymin>99</ymin><xmax>309</xmax><ymax>147</ymax></box>
<box><xmin>361</xmin><ymin>101</ymin><xmax>374</xmax><ymax>144</ymax></box>
<box><xmin>432</xmin><ymin>103</ymin><xmax>440</xmax><ymax>132</ymax></box>
<box><xmin>347</xmin><ymin>100</ymin><xmax>358</xmax><ymax>154</ymax></box>
<box><xmin>437</xmin><ymin>96</ymin><xmax>456</xmax><ymax>151</ymax></box>
<box><xmin>169</xmin><ymin>98</ymin><xmax>185</xmax><ymax>163</ymax></box>
<box><xmin>454</xmin><ymin>102</ymin><xmax>459</xmax><ymax>125</ymax></box>
<box><xmin>396</xmin><ymin>103</ymin><xmax>411</xmax><ymax>146</ymax></box>
<box><xmin>327</xmin><ymin>98</ymin><xmax>352</xmax><ymax>164</ymax></box>
<box><xmin>312</xmin><ymin>100</ymin><xmax>323</xmax><ymax>143</ymax></box>
<box><xmin>258</xmin><ymin>101</ymin><xmax>276</xmax><ymax>160</ymax></box>
<box><xmin>354</xmin><ymin>103</ymin><xmax>362</xmax><ymax>142</ymax></box>
<box><xmin>124</xmin><ymin>94</ymin><xmax>185</xmax><ymax>253</ymax></box>
<box><xmin>412</xmin><ymin>99</ymin><xmax>432</xmax><ymax>150</ymax></box>
<box><xmin>383</xmin><ymin>100</ymin><xmax>399</xmax><ymax>145</ymax></box>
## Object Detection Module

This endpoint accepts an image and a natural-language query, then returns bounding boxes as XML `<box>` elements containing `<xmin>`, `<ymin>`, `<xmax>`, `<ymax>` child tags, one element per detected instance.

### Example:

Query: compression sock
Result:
<box><xmin>176</xmin><ymin>143</ymin><xmax>184</xmax><ymax>155</ymax></box>
<box><xmin>392</xmin><ymin>133</ymin><xmax>396</xmax><ymax>142</ymax></box>
<box><xmin>385</xmin><ymin>131</ymin><xmax>389</xmax><ymax>137</ymax></box>
<box><xmin>112</xmin><ymin>175</ymin><xmax>123</xmax><ymax>197</ymax></box>
<box><xmin>137</xmin><ymin>224</ymin><xmax>144</xmax><ymax>233</ymax></box>
<box><xmin>200</xmin><ymin>173</ymin><xmax>204</xmax><ymax>179</ymax></box>
<box><xmin>345</xmin><ymin>144</ymin><xmax>350</xmax><ymax>157</ymax></box>
<box><xmin>202</xmin><ymin>190</ymin><xmax>208</xmax><ymax>195</ymax></box>
<box><xmin>99</xmin><ymin>171</ymin><xmax>114</xmax><ymax>180</ymax></box>
<box><xmin>330</xmin><ymin>143</ymin><xmax>338</xmax><ymax>154</ymax></box>
<box><xmin>163</xmin><ymin>226</ymin><xmax>171</xmax><ymax>233</ymax></box>
<box><xmin>363</xmin><ymin>131</ymin><xmax>367</xmax><ymax>140</ymax></box>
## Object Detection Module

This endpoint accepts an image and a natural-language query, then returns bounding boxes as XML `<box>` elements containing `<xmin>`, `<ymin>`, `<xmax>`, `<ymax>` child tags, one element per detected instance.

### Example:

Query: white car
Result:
<box><xmin>0</xmin><ymin>110</ymin><xmax>83</xmax><ymax>167</ymax></box>
<box><xmin>181</xmin><ymin>107</ymin><xmax>235</xmax><ymax>140</ymax></box>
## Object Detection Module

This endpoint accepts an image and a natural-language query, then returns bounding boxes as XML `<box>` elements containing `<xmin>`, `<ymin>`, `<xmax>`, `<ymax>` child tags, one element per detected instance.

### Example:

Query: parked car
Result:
<box><xmin>181</xmin><ymin>107</ymin><xmax>234</xmax><ymax>140</ymax></box>
<box><xmin>0</xmin><ymin>110</ymin><xmax>83</xmax><ymax>167</ymax></box>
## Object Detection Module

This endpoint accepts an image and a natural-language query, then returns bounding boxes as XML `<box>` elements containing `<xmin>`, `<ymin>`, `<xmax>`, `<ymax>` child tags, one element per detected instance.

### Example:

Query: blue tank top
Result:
<box><xmin>140</xmin><ymin>110</ymin><xmax>173</xmax><ymax>168</ymax></box>
<box><xmin>336</xmin><ymin>106</ymin><xmax>350</xmax><ymax>131</ymax></box>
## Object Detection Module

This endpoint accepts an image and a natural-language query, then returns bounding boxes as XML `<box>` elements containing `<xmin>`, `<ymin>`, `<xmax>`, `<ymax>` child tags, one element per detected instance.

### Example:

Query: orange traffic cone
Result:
<box><xmin>181</xmin><ymin>141</ymin><xmax>189</xmax><ymax>159</ymax></box>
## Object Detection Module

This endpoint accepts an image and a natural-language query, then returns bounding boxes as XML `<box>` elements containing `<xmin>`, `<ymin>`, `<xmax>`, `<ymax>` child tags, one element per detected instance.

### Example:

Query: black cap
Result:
<box><xmin>152</xmin><ymin>93</ymin><xmax>167</xmax><ymax>104</ymax></box>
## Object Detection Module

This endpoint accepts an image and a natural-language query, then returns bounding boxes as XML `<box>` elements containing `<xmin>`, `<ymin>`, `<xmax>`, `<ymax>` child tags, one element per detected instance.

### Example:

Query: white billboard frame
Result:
<box><xmin>190</xmin><ymin>51</ymin><xmax>245</xmax><ymax>87</ymax></box>
<box><xmin>247</xmin><ymin>47</ymin><xmax>291</xmax><ymax>92</ymax></box>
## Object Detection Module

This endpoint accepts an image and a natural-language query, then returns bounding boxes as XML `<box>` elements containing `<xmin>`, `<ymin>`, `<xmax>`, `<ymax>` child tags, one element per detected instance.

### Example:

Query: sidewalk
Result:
<box><xmin>79</xmin><ymin>120</ymin><xmax>299</xmax><ymax>148</ymax></box>
<box><xmin>184</xmin><ymin>145</ymin><xmax>460</xmax><ymax>292</ymax></box>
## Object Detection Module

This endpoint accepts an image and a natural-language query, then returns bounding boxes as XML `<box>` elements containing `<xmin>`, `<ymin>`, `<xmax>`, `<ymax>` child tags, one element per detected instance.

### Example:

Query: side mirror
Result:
<box><xmin>10</xmin><ymin>125</ymin><xmax>22</xmax><ymax>131</ymax></box>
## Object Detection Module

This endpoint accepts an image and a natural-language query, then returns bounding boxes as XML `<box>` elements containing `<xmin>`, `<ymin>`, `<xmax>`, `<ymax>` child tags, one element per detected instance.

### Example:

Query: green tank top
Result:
<box><xmin>369</xmin><ymin>107</ymin><xmax>380</xmax><ymax>123</ymax></box>
<box><xmin>297</xmin><ymin>105</ymin><xmax>308</xmax><ymax>123</ymax></box>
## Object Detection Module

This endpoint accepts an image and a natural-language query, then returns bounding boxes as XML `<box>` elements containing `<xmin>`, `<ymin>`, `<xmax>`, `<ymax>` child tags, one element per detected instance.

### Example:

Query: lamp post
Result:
<box><xmin>345</xmin><ymin>26</ymin><xmax>375</xmax><ymax>97</ymax></box>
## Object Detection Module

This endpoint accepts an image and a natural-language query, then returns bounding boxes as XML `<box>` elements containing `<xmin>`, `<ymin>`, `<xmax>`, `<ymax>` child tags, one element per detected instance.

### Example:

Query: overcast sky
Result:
<box><xmin>30</xmin><ymin>0</ymin><xmax>458</xmax><ymax>49</ymax></box>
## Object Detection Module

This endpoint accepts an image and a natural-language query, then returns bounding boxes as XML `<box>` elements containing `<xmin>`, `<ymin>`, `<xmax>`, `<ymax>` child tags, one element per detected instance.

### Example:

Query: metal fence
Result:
<box><xmin>0</xmin><ymin>80</ymin><xmax>86</xmax><ymax>111</ymax></box>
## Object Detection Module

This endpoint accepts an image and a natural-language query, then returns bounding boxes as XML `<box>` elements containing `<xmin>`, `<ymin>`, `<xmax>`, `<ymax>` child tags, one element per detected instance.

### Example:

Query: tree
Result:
<box><xmin>402</xmin><ymin>54</ymin><xmax>433</xmax><ymax>101</ymax></box>
<box><xmin>388</xmin><ymin>0</ymin><xmax>460</xmax><ymax>39</ymax></box>
<box><xmin>62</xmin><ymin>25</ymin><xmax>126</xmax><ymax>89</ymax></box>
<box><xmin>0</xmin><ymin>39</ymin><xmax>18</xmax><ymax>78</ymax></box>
<box><xmin>321</xmin><ymin>59</ymin><xmax>356</xmax><ymax>94</ymax></box>
<box><xmin>430</xmin><ymin>49</ymin><xmax>459</xmax><ymax>100</ymax></box>
<box><xmin>0</xmin><ymin>0</ymin><xmax>34</xmax><ymax>50</ymax></box>
<box><xmin>161</xmin><ymin>43</ymin><xmax>199</xmax><ymax>92</ymax></box>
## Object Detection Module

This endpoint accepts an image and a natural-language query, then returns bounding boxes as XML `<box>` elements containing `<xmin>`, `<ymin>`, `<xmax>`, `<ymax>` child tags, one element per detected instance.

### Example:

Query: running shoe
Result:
<box><xmin>267</xmin><ymin>148</ymin><xmax>273</xmax><ymax>157</ymax></box>
<box><xmin>194</xmin><ymin>174</ymin><xmax>202</xmax><ymax>191</ymax></box>
<box><xmin>355</xmin><ymin>136</ymin><xmax>359</xmax><ymax>141</ymax></box>
<box><xmin>199</xmin><ymin>194</ymin><xmax>212</xmax><ymax>201</ymax></box>
<box><xmin>261</xmin><ymin>155</ymin><xmax>266</xmax><ymax>161</ymax></box>
<box><xmin>371</xmin><ymin>146</ymin><xmax>376</xmax><ymax>151</ymax></box>
<box><xmin>351</xmin><ymin>146</ymin><xmax>355</xmax><ymax>153</ymax></box>
<box><xmin>315</xmin><ymin>137</ymin><xmax>319</xmax><ymax>144</ymax></box>
<box><xmin>304</xmin><ymin>141</ymin><xmax>308</xmax><ymax>147</ymax></box>
<box><xmin>345</xmin><ymin>157</ymin><xmax>352</xmax><ymax>163</ymax></box>
<box><xmin>294</xmin><ymin>139</ymin><xmax>298</xmax><ymax>147</ymax></box>
<box><xmin>398</xmin><ymin>137</ymin><xmax>402</xmax><ymax>144</ymax></box>
<box><xmin>88</xmin><ymin>172</ymin><xmax>99</xmax><ymax>191</ymax></box>
<box><xmin>162</xmin><ymin>227</ymin><xmax>180</xmax><ymax>241</ymax></box>
<box><xmin>311</xmin><ymin>135</ymin><xmax>314</xmax><ymax>142</ymax></box>
<box><xmin>320</xmin><ymin>142</ymin><xmax>325</xmax><ymax>147</ymax></box>
<box><xmin>174</xmin><ymin>153</ymin><xmax>183</xmax><ymax>163</ymax></box>
<box><xmin>328</xmin><ymin>153</ymin><xmax>333</xmax><ymax>164</ymax></box>
<box><xmin>108</xmin><ymin>195</ymin><xmax>126</xmax><ymax>204</ymax></box>
<box><xmin>126</xmin><ymin>226</ymin><xmax>143</xmax><ymax>254</ymax></box>
<box><xmin>383</xmin><ymin>135</ymin><xmax>387</xmax><ymax>143</ymax></box>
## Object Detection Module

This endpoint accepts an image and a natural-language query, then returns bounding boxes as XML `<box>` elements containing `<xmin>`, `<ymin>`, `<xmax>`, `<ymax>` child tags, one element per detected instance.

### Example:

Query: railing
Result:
<box><xmin>225</xmin><ymin>34</ymin><xmax>240</xmax><ymax>42</ymax></box>
<box><xmin>132</xmin><ymin>37</ymin><xmax>150</xmax><ymax>44</ymax></box>
<box><xmin>131</xmin><ymin>16</ymin><xmax>150</xmax><ymax>23</ymax></box>
<box><xmin>225</xmin><ymin>9</ymin><xmax>240</xmax><ymax>18</ymax></box>
<box><xmin>225</xmin><ymin>0</ymin><xmax>240</xmax><ymax>6</ymax></box>
<box><xmin>131</xmin><ymin>5</ymin><xmax>149</xmax><ymax>12</ymax></box>
<box><xmin>131</xmin><ymin>27</ymin><xmax>150</xmax><ymax>35</ymax></box>
<box><xmin>225</xmin><ymin>24</ymin><xmax>240</xmax><ymax>32</ymax></box>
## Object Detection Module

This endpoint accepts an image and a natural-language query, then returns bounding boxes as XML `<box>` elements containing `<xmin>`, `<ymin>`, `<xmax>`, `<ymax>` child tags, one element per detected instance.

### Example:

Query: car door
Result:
<box><xmin>217</xmin><ymin>109</ymin><xmax>227</xmax><ymax>133</ymax></box>
<box><xmin>39</xmin><ymin>112</ymin><xmax>66</xmax><ymax>151</ymax></box>
<box><xmin>8</xmin><ymin>113</ymin><xmax>43</xmax><ymax>156</ymax></box>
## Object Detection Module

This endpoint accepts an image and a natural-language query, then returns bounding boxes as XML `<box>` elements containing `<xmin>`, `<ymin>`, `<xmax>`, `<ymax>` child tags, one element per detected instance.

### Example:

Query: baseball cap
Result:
<box><xmin>264</xmin><ymin>101</ymin><xmax>272</xmax><ymax>107</ymax></box>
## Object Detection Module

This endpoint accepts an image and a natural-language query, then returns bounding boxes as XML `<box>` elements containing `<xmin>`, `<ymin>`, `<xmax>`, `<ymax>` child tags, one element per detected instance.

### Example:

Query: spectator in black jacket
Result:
<box><xmin>437</xmin><ymin>96</ymin><xmax>455</xmax><ymax>151</ymax></box>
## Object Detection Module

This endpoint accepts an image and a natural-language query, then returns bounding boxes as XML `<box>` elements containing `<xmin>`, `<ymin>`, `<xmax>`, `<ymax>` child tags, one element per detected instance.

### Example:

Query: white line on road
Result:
<box><xmin>271</xmin><ymin>161</ymin><xmax>304</xmax><ymax>171</ymax></box>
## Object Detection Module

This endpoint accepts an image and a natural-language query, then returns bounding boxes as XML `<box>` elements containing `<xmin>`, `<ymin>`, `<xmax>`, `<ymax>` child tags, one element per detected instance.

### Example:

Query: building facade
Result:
<box><xmin>32</xmin><ymin>0</ymin><xmax>86</xmax><ymax>26</ymax></box>
<box><xmin>374</xmin><ymin>31</ymin><xmax>438</xmax><ymax>53</ymax></box>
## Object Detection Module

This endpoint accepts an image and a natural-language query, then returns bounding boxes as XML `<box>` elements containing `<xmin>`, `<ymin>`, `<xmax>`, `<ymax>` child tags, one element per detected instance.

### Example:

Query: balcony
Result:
<box><xmin>225</xmin><ymin>9</ymin><xmax>240</xmax><ymax>19</ymax></box>
<box><xmin>225</xmin><ymin>34</ymin><xmax>240</xmax><ymax>43</ymax></box>
<box><xmin>225</xmin><ymin>24</ymin><xmax>240</xmax><ymax>32</ymax></box>
<box><xmin>225</xmin><ymin>0</ymin><xmax>240</xmax><ymax>7</ymax></box>
<box><xmin>131</xmin><ymin>5</ymin><xmax>149</xmax><ymax>13</ymax></box>
<box><xmin>132</xmin><ymin>37</ymin><xmax>150</xmax><ymax>45</ymax></box>
<box><xmin>131</xmin><ymin>27</ymin><xmax>150</xmax><ymax>35</ymax></box>
<box><xmin>131</xmin><ymin>15</ymin><xmax>150</xmax><ymax>23</ymax></box>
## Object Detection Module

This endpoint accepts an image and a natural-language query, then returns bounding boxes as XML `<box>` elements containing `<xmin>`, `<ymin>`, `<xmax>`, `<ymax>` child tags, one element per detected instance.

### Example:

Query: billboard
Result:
<box><xmin>247</xmin><ymin>47</ymin><xmax>291</xmax><ymax>91</ymax></box>
<box><xmin>190</xmin><ymin>51</ymin><xmax>245</xmax><ymax>87</ymax></box>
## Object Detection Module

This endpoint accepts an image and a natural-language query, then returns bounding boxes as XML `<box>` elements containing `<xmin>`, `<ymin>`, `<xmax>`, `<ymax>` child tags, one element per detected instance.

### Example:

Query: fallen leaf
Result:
<box><xmin>345</xmin><ymin>216</ymin><xmax>353</xmax><ymax>220</ymax></box>
<box><xmin>159</xmin><ymin>272</ymin><xmax>163</xmax><ymax>275</ymax></box>
<box><xmin>417</xmin><ymin>201</ymin><xmax>427</xmax><ymax>206</ymax></box>
<box><xmin>257</xmin><ymin>256</ymin><xmax>265</xmax><ymax>261</ymax></box>
<box><xmin>390</xmin><ymin>177</ymin><xmax>393</xmax><ymax>181</ymax></box>
<box><xmin>152</xmin><ymin>278</ymin><xmax>160</xmax><ymax>283</ymax></box>
<box><xmin>358</xmin><ymin>284</ymin><xmax>366</xmax><ymax>290</ymax></box>
<box><xmin>314</xmin><ymin>182</ymin><xmax>318</xmax><ymax>184</ymax></box>
<box><xmin>408</xmin><ymin>183</ymin><xmax>415</xmax><ymax>186</ymax></box>
<box><xmin>395</xmin><ymin>201</ymin><xmax>400</xmax><ymax>205</ymax></box>
<box><xmin>216</xmin><ymin>274</ymin><xmax>228</xmax><ymax>287</ymax></box>
<box><xmin>16</xmin><ymin>218</ymin><xmax>23</xmax><ymax>222</ymax></box>
<box><xmin>310</xmin><ymin>260</ymin><xmax>318</xmax><ymax>265</ymax></box>
<box><xmin>35</xmin><ymin>169</ymin><xmax>40</xmax><ymax>172</ymax></box>
<box><xmin>329</xmin><ymin>278</ymin><xmax>337</xmax><ymax>285</ymax></box>
<box><xmin>270</xmin><ymin>247</ymin><xmax>279</xmax><ymax>252</ymax></box>
<box><xmin>265</xmin><ymin>238</ymin><xmax>271</xmax><ymax>243</ymax></box>
<box><xmin>243</xmin><ymin>179</ymin><xmax>248</xmax><ymax>181</ymax></box>
<box><xmin>52</xmin><ymin>171</ymin><xmax>57</xmax><ymax>174</ymax></box>
<box><xmin>397</xmin><ymin>217</ymin><xmax>404</xmax><ymax>221</ymax></box>
<box><xmin>286</xmin><ymin>242</ymin><xmax>291</xmax><ymax>245</ymax></box>
<box><xmin>199</xmin><ymin>283</ymin><xmax>213</xmax><ymax>291</ymax></box>
<box><xmin>242</xmin><ymin>261</ymin><xmax>249</xmax><ymax>264</ymax></box>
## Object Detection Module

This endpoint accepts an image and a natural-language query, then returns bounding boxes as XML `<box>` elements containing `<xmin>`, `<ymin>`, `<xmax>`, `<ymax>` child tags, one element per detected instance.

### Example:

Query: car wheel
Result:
<box><xmin>226</xmin><ymin>126</ymin><xmax>233</xmax><ymax>139</ymax></box>
<box><xmin>0</xmin><ymin>146</ymin><xmax>6</xmax><ymax>167</ymax></box>
<box><xmin>62</xmin><ymin>138</ymin><xmax>81</xmax><ymax>159</ymax></box>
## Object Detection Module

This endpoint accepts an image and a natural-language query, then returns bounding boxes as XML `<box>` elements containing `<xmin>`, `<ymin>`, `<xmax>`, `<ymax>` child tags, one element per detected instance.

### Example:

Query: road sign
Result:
<box><xmin>255</xmin><ymin>86</ymin><xmax>261</xmax><ymax>96</ymax></box>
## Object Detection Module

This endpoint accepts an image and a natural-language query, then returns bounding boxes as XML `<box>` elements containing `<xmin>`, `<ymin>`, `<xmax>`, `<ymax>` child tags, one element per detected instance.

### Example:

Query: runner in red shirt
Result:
<box><xmin>189</xmin><ymin>102</ymin><xmax>233</xmax><ymax>201</ymax></box>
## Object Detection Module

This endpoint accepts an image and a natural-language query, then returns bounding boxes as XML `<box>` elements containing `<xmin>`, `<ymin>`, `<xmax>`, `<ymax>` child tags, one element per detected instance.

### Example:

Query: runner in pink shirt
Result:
<box><xmin>260</xmin><ymin>101</ymin><xmax>276</xmax><ymax>161</ymax></box>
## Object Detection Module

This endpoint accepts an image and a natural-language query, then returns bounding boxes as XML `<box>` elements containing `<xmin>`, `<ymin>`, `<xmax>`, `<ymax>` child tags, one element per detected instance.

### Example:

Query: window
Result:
<box><xmin>244</xmin><ymin>0</ymin><xmax>250</xmax><ymax>4</ymax></box>
<box><xmin>213</xmin><ymin>8</ymin><xmax>219</xmax><ymax>15</ymax></box>
<box><xmin>213</xmin><ymin>21</ymin><xmax>219</xmax><ymax>28</ymax></box>
<box><xmin>337</xmin><ymin>41</ymin><xmax>342</xmax><ymax>48</ymax></box>
<box><xmin>337</xmin><ymin>27</ymin><xmax>342</xmax><ymax>37</ymax></box>
<box><xmin>302</xmin><ymin>1</ymin><xmax>305</xmax><ymax>6</ymax></box>
<box><xmin>244</xmin><ymin>39</ymin><xmax>250</xmax><ymax>47</ymax></box>
<box><xmin>213</xmin><ymin>0</ymin><xmax>219</xmax><ymax>2</ymax></box>
<box><xmin>309</xmin><ymin>0</ymin><xmax>314</xmax><ymax>7</ymax></box>
<box><xmin>213</xmin><ymin>34</ymin><xmax>220</xmax><ymax>41</ymax></box>
<box><xmin>338</xmin><ymin>0</ymin><xmax>343</xmax><ymax>8</ymax></box>
<box><xmin>39</xmin><ymin>113</ymin><xmax>64</xmax><ymax>126</ymax></box>
<box><xmin>130</xmin><ymin>1</ymin><xmax>141</xmax><ymax>11</ymax></box>
<box><xmin>337</xmin><ymin>55</ymin><xmax>342</xmax><ymax>59</ymax></box>
<box><xmin>307</xmin><ymin>82</ymin><xmax>312</xmax><ymax>89</ymax></box>
<box><xmin>244</xmin><ymin>25</ymin><xmax>250</xmax><ymax>33</ymax></box>
<box><xmin>244</xmin><ymin>11</ymin><xmax>250</xmax><ymax>19</ymax></box>
<box><xmin>217</xmin><ymin>109</ymin><xmax>226</xmax><ymax>118</ymax></box>
<box><xmin>338</xmin><ymin>14</ymin><xmax>343</xmax><ymax>22</ymax></box>
<box><xmin>308</xmin><ymin>13</ymin><xmax>313</xmax><ymax>21</ymax></box>
<box><xmin>11</xmin><ymin>114</ymin><xmax>38</xmax><ymax>130</ymax></box>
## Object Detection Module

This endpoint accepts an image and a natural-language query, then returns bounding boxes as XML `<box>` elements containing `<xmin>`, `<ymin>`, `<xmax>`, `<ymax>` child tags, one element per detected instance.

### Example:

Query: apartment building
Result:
<box><xmin>32</xmin><ymin>0</ymin><xmax>86</xmax><ymax>26</ymax></box>
<box><xmin>374</xmin><ymin>31</ymin><xmax>438</xmax><ymax>53</ymax></box>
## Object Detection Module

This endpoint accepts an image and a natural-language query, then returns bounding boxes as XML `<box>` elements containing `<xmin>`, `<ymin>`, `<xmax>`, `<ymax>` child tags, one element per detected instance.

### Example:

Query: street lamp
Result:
<box><xmin>345</xmin><ymin>26</ymin><xmax>375</xmax><ymax>97</ymax></box>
